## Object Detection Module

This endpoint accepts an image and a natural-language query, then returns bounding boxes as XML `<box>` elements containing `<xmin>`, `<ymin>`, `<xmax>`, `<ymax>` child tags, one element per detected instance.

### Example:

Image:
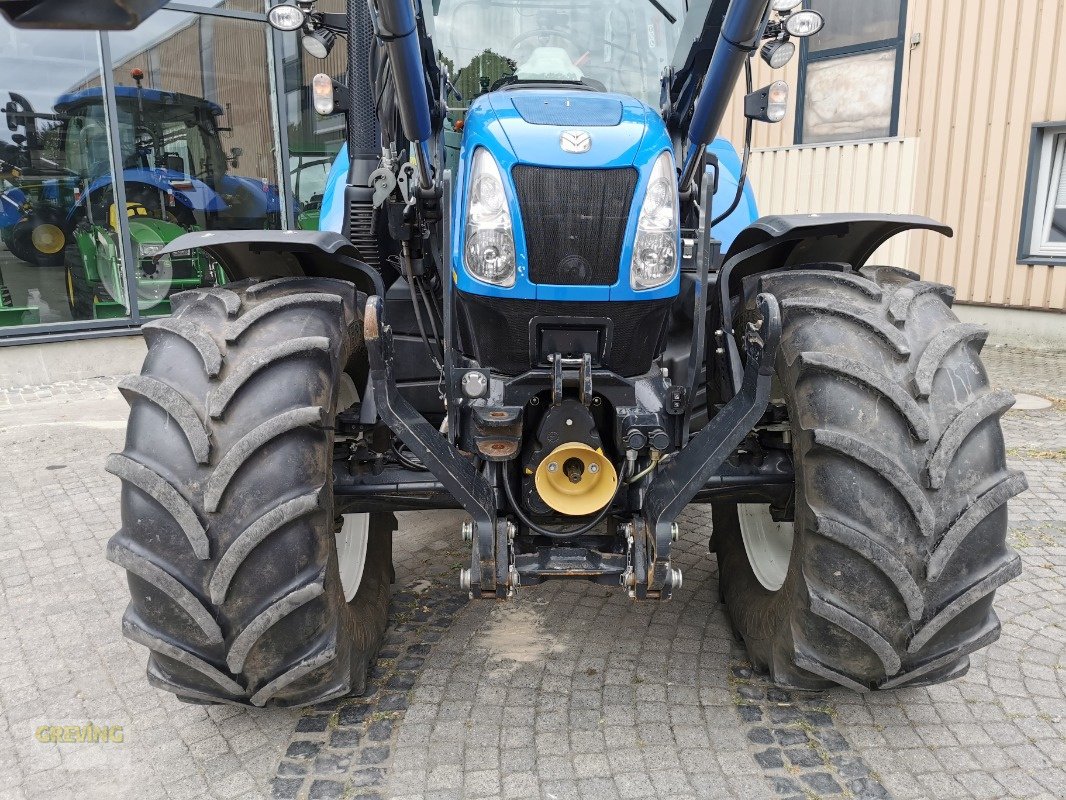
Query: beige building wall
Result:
<box><xmin>721</xmin><ymin>0</ymin><xmax>1066</xmax><ymax>313</ymax></box>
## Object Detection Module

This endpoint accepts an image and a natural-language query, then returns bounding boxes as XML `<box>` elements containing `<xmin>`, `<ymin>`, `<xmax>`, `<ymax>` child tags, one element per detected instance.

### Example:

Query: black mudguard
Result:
<box><xmin>720</xmin><ymin>213</ymin><xmax>953</xmax><ymax>309</ymax></box>
<box><xmin>713</xmin><ymin>213</ymin><xmax>953</xmax><ymax>395</ymax></box>
<box><xmin>157</xmin><ymin>230</ymin><xmax>385</xmax><ymax>299</ymax></box>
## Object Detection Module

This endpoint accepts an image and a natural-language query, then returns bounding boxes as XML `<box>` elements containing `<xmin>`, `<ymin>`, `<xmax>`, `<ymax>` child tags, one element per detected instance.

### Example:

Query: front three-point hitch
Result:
<box><xmin>362</xmin><ymin>291</ymin><xmax>783</xmax><ymax>601</ymax></box>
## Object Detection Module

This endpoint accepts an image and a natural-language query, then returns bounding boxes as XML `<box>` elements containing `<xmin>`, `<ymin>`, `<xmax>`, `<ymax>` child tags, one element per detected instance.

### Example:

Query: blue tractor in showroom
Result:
<box><xmin>4</xmin><ymin>0</ymin><xmax>1025</xmax><ymax>706</ymax></box>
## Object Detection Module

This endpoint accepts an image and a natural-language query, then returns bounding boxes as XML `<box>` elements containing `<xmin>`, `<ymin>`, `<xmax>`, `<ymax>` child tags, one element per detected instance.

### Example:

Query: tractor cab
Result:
<box><xmin>436</xmin><ymin>0</ymin><xmax>683</xmax><ymax>108</ymax></box>
<box><xmin>54</xmin><ymin>82</ymin><xmax>270</xmax><ymax>230</ymax></box>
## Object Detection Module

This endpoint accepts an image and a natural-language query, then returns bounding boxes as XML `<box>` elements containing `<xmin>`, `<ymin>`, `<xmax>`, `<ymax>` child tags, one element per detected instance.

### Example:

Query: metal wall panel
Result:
<box><xmin>745</xmin><ymin>138</ymin><xmax>920</xmax><ymax>266</ymax></box>
<box><xmin>903</xmin><ymin>0</ymin><xmax>1066</xmax><ymax>311</ymax></box>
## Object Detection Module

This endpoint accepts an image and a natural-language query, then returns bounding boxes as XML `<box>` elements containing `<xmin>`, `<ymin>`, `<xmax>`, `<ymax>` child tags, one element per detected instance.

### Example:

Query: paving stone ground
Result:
<box><xmin>0</xmin><ymin>344</ymin><xmax>1063</xmax><ymax>800</ymax></box>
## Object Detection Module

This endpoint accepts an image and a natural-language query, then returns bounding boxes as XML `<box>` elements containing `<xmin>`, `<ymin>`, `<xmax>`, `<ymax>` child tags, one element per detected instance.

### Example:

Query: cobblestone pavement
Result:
<box><xmin>0</xmin><ymin>345</ymin><xmax>1062</xmax><ymax>800</ymax></box>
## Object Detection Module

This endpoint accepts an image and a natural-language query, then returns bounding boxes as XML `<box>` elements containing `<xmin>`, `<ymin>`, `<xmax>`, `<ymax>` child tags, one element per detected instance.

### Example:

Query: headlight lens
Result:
<box><xmin>785</xmin><ymin>9</ymin><xmax>825</xmax><ymax>37</ymax></box>
<box><xmin>464</xmin><ymin>149</ymin><xmax>516</xmax><ymax>287</ymax></box>
<box><xmin>631</xmin><ymin>151</ymin><xmax>679</xmax><ymax>291</ymax></box>
<box><xmin>268</xmin><ymin>4</ymin><xmax>306</xmax><ymax>31</ymax></box>
<box><xmin>138</xmin><ymin>242</ymin><xmax>164</xmax><ymax>258</ymax></box>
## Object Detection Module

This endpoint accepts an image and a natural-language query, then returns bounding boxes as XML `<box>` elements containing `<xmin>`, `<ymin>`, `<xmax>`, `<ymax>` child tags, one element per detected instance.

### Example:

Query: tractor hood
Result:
<box><xmin>473</xmin><ymin>89</ymin><xmax>661</xmax><ymax>168</ymax></box>
<box><xmin>453</xmin><ymin>89</ymin><xmax>677</xmax><ymax>302</ymax></box>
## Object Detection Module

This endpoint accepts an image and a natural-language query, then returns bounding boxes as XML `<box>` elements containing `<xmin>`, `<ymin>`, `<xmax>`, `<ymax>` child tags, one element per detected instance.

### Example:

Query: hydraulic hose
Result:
<box><xmin>711</xmin><ymin>59</ymin><xmax>754</xmax><ymax>228</ymax></box>
<box><xmin>681</xmin><ymin>0</ymin><xmax>770</xmax><ymax>187</ymax></box>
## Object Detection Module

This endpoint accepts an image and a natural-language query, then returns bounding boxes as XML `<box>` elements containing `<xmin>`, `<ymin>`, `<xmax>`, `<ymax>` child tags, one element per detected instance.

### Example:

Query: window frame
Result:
<box><xmin>0</xmin><ymin>1</ymin><xmax>290</xmax><ymax>344</ymax></box>
<box><xmin>794</xmin><ymin>0</ymin><xmax>909</xmax><ymax>146</ymax></box>
<box><xmin>1018</xmin><ymin>121</ymin><xmax>1066</xmax><ymax>266</ymax></box>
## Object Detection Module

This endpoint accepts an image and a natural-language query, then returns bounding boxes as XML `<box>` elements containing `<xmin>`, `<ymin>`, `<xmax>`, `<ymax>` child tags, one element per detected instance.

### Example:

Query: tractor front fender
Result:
<box><xmin>713</xmin><ymin>213</ymin><xmax>953</xmax><ymax>396</ymax></box>
<box><xmin>156</xmin><ymin>230</ymin><xmax>384</xmax><ymax>300</ymax></box>
<box><xmin>720</xmin><ymin>213</ymin><xmax>953</xmax><ymax>303</ymax></box>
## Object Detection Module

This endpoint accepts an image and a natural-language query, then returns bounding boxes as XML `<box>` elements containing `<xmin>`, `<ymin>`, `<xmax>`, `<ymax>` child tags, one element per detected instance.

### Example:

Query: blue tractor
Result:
<box><xmin>5</xmin><ymin>0</ymin><xmax>1024</xmax><ymax>706</ymax></box>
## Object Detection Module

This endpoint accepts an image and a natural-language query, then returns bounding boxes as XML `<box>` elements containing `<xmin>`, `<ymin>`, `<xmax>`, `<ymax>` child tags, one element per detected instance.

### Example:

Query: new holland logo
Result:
<box><xmin>560</xmin><ymin>130</ymin><xmax>592</xmax><ymax>154</ymax></box>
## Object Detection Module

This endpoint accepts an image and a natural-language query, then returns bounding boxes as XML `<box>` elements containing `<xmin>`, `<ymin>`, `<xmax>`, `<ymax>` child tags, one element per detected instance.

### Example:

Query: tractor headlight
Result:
<box><xmin>463</xmin><ymin>148</ymin><xmax>516</xmax><ymax>287</ymax></box>
<box><xmin>631</xmin><ymin>151</ymin><xmax>679</xmax><ymax>291</ymax></box>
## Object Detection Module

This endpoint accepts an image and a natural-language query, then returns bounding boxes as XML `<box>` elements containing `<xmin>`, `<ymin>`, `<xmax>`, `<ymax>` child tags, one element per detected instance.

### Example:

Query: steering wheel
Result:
<box><xmin>508</xmin><ymin>29</ymin><xmax>587</xmax><ymax>63</ymax></box>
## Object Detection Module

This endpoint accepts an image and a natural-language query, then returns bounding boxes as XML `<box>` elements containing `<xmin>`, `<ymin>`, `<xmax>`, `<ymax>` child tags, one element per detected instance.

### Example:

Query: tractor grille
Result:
<box><xmin>512</xmin><ymin>166</ymin><xmax>637</xmax><ymax>286</ymax></box>
<box><xmin>346</xmin><ymin>198</ymin><xmax>380</xmax><ymax>266</ymax></box>
<box><xmin>456</xmin><ymin>291</ymin><xmax>672</xmax><ymax>377</ymax></box>
<box><xmin>510</xmin><ymin>96</ymin><xmax>623</xmax><ymax>127</ymax></box>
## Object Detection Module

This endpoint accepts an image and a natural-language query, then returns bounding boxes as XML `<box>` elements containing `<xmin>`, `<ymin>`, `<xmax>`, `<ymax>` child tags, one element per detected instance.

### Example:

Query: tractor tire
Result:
<box><xmin>107</xmin><ymin>278</ymin><xmax>394</xmax><ymax>707</ymax></box>
<box><xmin>714</xmin><ymin>265</ymin><xmax>1026</xmax><ymax>691</ymax></box>
<box><xmin>65</xmin><ymin>245</ymin><xmax>95</xmax><ymax>320</ymax></box>
<box><xmin>7</xmin><ymin>208</ymin><xmax>68</xmax><ymax>267</ymax></box>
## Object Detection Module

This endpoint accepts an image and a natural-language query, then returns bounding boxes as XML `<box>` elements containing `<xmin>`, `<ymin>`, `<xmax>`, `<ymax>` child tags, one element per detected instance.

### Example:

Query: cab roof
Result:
<box><xmin>54</xmin><ymin>86</ymin><xmax>223</xmax><ymax>117</ymax></box>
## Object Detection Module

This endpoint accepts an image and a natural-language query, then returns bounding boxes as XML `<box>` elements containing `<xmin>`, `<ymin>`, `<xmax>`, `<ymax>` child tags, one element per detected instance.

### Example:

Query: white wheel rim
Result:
<box><xmin>335</xmin><ymin>373</ymin><xmax>367</xmax><ymax>602</ymax></box>
<box><xmin>737</xmin><ymin>504</ymin><xmax>795</xmax><ymax>592</ymax></box>
<box><xmin>337</xmin><ymin>513</ymin><xmax>370</xmax><ymax>602</ymax></box>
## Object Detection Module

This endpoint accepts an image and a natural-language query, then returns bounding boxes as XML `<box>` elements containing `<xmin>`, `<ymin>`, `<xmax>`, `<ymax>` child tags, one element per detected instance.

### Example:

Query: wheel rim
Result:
<box><xmin>335</xmin><ymin>373</ymin><xmax>368</xmax><ymax>602</ymax></box>
<box><xmin>737</xmin><ymin>504</ymin><xmax>795</xmax><ymax>592</ymax></box>
<box><xmin>337</xmin><ymin>513</ymin><xmax>370</xmax><ymax>602</ymax></box>
<box><xmin>31</xmin><ymin>224</ymin><xmax>65</xmax><ymax>255</ymax></box>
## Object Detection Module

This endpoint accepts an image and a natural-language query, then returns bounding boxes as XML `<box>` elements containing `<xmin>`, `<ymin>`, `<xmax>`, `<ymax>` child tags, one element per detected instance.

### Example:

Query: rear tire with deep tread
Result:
<box><xmin>108</xmin><ymin>278</ymin><xmax>393</xmax><ymax>707</ymax></box>
<box><xmin>65</xmin><ymin>242</ymin><xmax>95</xmax><ymax>320</ymax></box>
<box><xmin>715</xmin><ymin>265</ymin><xmax>1026</xmax><ymax>691</ymax></box>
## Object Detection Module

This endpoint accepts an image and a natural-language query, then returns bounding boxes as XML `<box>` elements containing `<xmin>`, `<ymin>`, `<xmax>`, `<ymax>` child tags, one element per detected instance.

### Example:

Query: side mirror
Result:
<box><xmin>0</xmin><ymin>0</ymin><xmax>170</xmax><ymax>29</ymax></box>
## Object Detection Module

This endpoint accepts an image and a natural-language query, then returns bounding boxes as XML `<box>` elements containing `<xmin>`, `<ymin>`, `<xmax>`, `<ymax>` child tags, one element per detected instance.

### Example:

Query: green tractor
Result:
<box><xmin>66</xmin><ymin>202</ymin><xmax>221</xmax><ymax>319</ymax></box>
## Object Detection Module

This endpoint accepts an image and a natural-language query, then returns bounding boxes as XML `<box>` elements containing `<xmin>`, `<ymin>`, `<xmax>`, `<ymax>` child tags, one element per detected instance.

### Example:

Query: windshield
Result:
<box><xmin>433</xmin><ymin>0</ymin><xmax>685</xmax><ymax>108</ymax></box>
<box><xmin>112</xmin><ymin>102</ymin><xmax>228</xmax><ymax>183</ymax></box>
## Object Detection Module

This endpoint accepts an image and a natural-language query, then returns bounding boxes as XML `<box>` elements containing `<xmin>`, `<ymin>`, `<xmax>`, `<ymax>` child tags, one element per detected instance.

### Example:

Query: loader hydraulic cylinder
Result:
<box><xmin>370</xmin><ymin>0</ymin><xmax>435</xmax><ymax>189</ymax></box>
<box><xmin>680</xmin><ymin>0</ymin><xmax>769</xmax><ymax>188</ymax></box>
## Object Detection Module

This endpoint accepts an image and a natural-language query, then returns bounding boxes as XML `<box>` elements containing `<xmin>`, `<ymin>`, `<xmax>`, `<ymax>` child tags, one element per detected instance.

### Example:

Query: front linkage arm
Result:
<box><xmin>364</xmin><ymin>295</ymin><xmax>508</xmax><ymax>598</ymax></box>
<box><xmin>634</xmin><ymin>292</ymin><xmax>782</xmax><ymax>599</ymax></box>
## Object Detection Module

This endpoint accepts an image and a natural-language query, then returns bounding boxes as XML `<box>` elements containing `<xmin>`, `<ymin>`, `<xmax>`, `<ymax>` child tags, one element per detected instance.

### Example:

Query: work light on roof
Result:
<box><xmin>784</xmin><ymin>9</ymin><xmax>825</xmax><ymax>37</ymax></box>
<box><xmin>303</xmin><ymin>27</ymin><xmax>336</xmax><ymax>58</ymax></box>
<box><xmin>761</xmin><ymin>39</ymin><xmax>796</xmax><ymax>69</ymax></box>
<box><xmin>268</xmin><ymin>3</ymin><xmax>305</xmax><ymax>32</ymax></box>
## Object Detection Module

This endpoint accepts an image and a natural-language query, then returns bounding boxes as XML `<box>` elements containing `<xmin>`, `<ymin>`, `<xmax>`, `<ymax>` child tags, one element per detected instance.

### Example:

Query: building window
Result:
<box><xmin>1019</xmin><ymin>123</ymin><xmax>1066</xmax><ymax>265</ymax></box>
<box><xmin>273</xmin><ymin>0</ymin><xmax>348</xmax><ymax>231</ymax></box>
<box><xmin>796</xmin><ymin>0</ymin><xmax>907</xmax><ymax>145</ymax></box>
<box><xmin>0</xmin><ymin>21</ymin><xmax>131</xmax><ymax>331</ymax></box>
<box><xmin>1</xmin><ymin>1</ymin><xmax>288</xmax><ymax>340</ymax></box>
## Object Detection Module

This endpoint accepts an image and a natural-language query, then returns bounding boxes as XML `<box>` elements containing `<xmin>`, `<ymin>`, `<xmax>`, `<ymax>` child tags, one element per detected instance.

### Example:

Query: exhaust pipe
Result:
<box><xmin>680</xmin><ymin>0</ymin><xmax>770</xmax><ymax>189</ymax></box>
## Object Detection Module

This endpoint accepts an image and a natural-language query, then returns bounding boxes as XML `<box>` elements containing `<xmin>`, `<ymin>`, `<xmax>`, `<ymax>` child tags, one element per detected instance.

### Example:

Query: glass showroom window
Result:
<box><xmin>1019</xmin><ymin>124</ymin><xmax>1066</xmax><ymax>265</ymax></box>
<box><xmin>0</xmin><ymin>21</ymin><xmax>131</xmax><ymax>333</ymax></box>
<box><xmin>102</xmin><ymin>8</ymin><xmax>285</xmax><ymax>321</ymax></box>
<box><xmin>274</xmin><ymin>0</ymin><xmax>348</xmax><ymax>231</ymax></box>
<box><xmin>797</xmin><ymin>0</ymin><xmax>907</xmax><ymax>145</ymax></box>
